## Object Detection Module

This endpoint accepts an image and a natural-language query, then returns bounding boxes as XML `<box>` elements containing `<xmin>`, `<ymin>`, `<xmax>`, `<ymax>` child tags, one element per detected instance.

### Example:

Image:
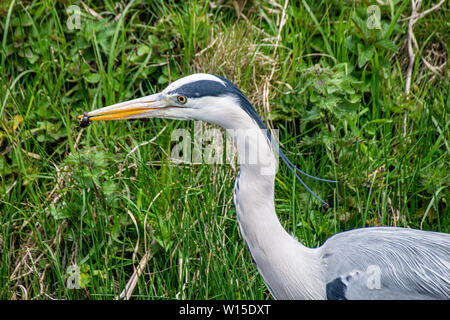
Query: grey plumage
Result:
<box><xmin>322</xmin><ymin>227</ymin><xmax>450</xmax><ymax>299</ymax></box>
<box><xmin>81</xmin><ymin>73</ymin><xmax>450</xmax><ymax>300</ymax></box>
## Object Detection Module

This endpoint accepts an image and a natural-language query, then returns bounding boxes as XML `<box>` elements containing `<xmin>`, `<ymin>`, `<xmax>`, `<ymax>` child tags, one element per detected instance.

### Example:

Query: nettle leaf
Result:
<box><xmin>357</xmin><ymin>43</ymin><xmax>374</xmax><ymax>68</ymax></box>
<box><xmin>130</xmin><ymin>44</ymin><xmax>152</xmax><ymax>63</ymax></box>
<box><xmin>327</xmin><ymin>77</ymin><xmax>344</xmax><ymax>89</ymax></box>
<box><xmin>302</xmin><ymin>134</ymin><xmax>323</xmax><ymax>146</ymax></box>
<box><xmin>346</xmin><ymin>35</ymin><xmax>360</xmax><ymax>54</ymax></box>
<box><xmin>137</xmin><ymin>44</ymin><xmax>151</xmax><ymax>56</ymax></box>
<box><xmin>375</xmin><ymin>39</ymin><xmax>398</xmax><ymax>53</ymax></box>
<box><xmin>84</xmin><ymin>73</ymin><xmax>101</xmax><ymax>84</ymax></box>
<box><xmin>96</xmin><ymin>21</ymin><xmax>119</xmax><ymax>54</ymax></box>
<box><xmin>74</xmin><ymin>36</ymin><xmax>90</xmax><ymax>51</ymax></box>
<box><xmin>321</xmin><ymin>95</ymin><xmax>341</xmax><ymax>111</ymax></box>
<box><xmin>50</xmin><ymin>204</ymin><xmax>71</xmax><ymax>220</ymax></box>
<box><xmin>326</xmin><ymin>84</ymin><xmax>340</xmax><ymax>95</ymax></box>
<box><xmin>352</xmin><ymin>15</ymin><xmax>370</xmax><ymax>40</ymax></box>
<box><xmin>303</xmin><ymin>107</ymin><xmax>321</xmax><ymax>122</ymax></box>
<box><xmin>11</xmin><ymin>13</ymin><xmax>33</xmax><ymax>27</ymax></box>
<box><xmin>102</xmin><ymin>180</ymin><xmax>117</xmax><ymax>197</ymax></box>
<box><xmin>92</xmin><ymin>151</ymin><xmax>110</xmax><ymax>169</ymax></box>
<box><xmin>24</xmin><ymin>47</ymin><xmax>39</xmax><ymax>64</ymax></box>
<box><xmin>348</xmin><ymin>93</ymin><xmax>361</xmax><ymax>104</ymax></box>
<box><xmin>341</xmin><ymin>80</ymin><xmax>356</xmax><ymax>95</ymax></box>
<box><xmin>310</xmin><ymin>92</ymin><xmax>319</xmax><ymax>103</ymax></box>
<box><xmin>338</xmin><ymin>101</ymin><xmax>360</xmax><ymax>113</ymax></box>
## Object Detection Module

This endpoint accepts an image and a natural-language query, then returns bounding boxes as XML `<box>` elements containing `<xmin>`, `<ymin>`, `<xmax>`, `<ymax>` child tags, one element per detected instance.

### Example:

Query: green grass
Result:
<box><xmin>0</xmin><ymin>0</ymin><xmax>448</xmax><ymax>299</ymax></box>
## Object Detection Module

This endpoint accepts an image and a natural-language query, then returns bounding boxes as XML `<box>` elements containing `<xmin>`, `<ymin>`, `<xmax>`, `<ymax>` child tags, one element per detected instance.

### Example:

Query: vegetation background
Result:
<box><xmin>0</xmin><ymin>0</ymin><xmax>448</xmax><ymax>299</ymax></box>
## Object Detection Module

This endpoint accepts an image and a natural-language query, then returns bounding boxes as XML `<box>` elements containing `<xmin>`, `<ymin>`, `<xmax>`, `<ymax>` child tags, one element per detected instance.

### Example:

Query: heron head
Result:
<box><xmin>78</xmin><ymin>73</ymin><xmax>336</xmax><ymax>205</ymax></box>
<box><xmin>79</xmin><ymin>73</ymin><xmax>250</xmax><ymax>127</ymax></box>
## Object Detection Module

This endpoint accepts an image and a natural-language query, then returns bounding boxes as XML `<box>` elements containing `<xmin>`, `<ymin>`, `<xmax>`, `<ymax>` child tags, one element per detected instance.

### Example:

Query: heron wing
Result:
<box><xmin>320</xmin><ymin>227</ymin><xmax>450</xmax><ymax>300</ymax></box>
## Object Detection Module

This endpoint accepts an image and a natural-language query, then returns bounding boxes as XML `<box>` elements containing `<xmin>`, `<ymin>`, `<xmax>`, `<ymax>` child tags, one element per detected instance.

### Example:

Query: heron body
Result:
<box><xmin>81</xmin><ymin>73</ymin><xmax>450</xmax><ymax>299</ymax></box>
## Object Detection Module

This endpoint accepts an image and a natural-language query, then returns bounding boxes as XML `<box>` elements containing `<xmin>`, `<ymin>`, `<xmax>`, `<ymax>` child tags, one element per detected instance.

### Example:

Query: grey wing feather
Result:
<box><xmin>320</xmin><ymin>227</ymin><xmax>450</xmax><ymax>300</ymax></box>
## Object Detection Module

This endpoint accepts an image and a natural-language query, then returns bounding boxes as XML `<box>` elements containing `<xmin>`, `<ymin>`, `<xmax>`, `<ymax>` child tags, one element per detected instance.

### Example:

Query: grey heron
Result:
<box><xmin>79</xmin><ymin>73</ymin><xmax>450</xmax><ymax>300</ymax></box>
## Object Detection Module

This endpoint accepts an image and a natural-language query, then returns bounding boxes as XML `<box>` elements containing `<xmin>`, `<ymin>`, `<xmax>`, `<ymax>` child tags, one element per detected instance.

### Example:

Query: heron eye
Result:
<box><xmin>177</xmin><ymin>95</ymin><xmax>187</xmax><ymax>104</ymax></box>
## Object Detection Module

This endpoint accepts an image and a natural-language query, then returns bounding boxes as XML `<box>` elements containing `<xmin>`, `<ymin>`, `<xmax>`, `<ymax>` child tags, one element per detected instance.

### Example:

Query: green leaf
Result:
<box><xmin>158</xmin><ymin>74</ymin><xmax>168</xmax><ymax>84</ymax></box>
<box><xmin>50</xmin><ymin>204</ymin><xmax>71</xmax><ymax>220</ymax></box>
<box><xmin>84</xmin><ymin>73</ymin><xmax>101</xmax><ymax>83</ymax></box>
<box><xmin>352</xmin><ymin>15</ymin><xmax>370</xmax><ymax>40</ymax></box>
<box><xmin>24</xmin><ymin>48</ymin><xmax>39</xmax><ymax>64</ymax></box>
<box><xmin>321</xmin><ymin>96</ymin><xmax>341</xmax><ymax>110</ymax></box>
<box><xmin>93</xmin><ymin>151</ymin><xmax>110</xmax><ymax>169</ymax></box>
<box><xmin>375</xmin><ymin>39</ymin><xmax>398</xmax><ymax>52</ymax></box>
<box><xmin>137</xmin><ymin>44</ymin><xmax>151</xmax><ymax>56</ymax></box>
<box><xmin>349</xmin><ymin>93</ymin><xmax>361</xmax><ymax>104</ymax></box>
<box><xmin>102</xmin><ymin>181</ymin><xmax>117</xmax><ymax>197</ymax></box>
<box><xmin>0</xmin><ymin>157</ymin><xmax>12</xmax><ymax>176</ymax></box>
<box><xmin>357</xmin><ymin>43</ymin><xmax>374</xmax><ymax>68</ymax></box>
<box><xmin>303</xmin><ymin>107</ymin><xmax>321</xmax><ymax>121</ymax></box>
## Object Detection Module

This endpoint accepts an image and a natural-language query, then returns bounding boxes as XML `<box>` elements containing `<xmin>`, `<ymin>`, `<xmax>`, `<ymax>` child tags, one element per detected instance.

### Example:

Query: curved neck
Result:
<box><xmin>227</xmin><ymin>121</ymin><xmax>296</xmax><ymax>255</ymax></box>
<box><xmin>219</xmin><ymin>110</ymin><xmax>325</xmax><ymax>299</ymax></box>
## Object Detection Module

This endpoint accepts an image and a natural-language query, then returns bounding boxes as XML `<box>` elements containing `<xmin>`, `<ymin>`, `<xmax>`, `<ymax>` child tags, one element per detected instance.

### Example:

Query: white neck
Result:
<box><xmin>209</xmin><ymin>103</ymin><xmax>325</xmax><ymax>299</ymax></box>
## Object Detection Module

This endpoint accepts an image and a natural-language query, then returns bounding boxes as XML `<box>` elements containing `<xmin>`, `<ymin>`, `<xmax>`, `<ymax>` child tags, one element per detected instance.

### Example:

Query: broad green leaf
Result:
<box><xmin>357</xmin><ymin>43</ymin><xmax>374</xmax><ymax>68</ymax></box>
<box><xmin>84</xmin><ymin>73</ymin><xmax>101</xmax><ymax>83</ymax></box>
<box><xmin>375</xmin><ymin>39</ymin><xmax>398</xmax><ymax>52</ymax></box>
<box><xmin>137</xmin><ymin>44</ymin><xmax>151</xmax><ymax>56</ymax></box>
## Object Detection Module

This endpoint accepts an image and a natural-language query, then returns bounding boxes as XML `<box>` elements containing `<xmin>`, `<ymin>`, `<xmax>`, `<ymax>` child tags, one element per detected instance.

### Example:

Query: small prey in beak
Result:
<box><xmin>79</xmin><ymin>112</ymin><xmax>92</xmax><ymax>128</ymax></box>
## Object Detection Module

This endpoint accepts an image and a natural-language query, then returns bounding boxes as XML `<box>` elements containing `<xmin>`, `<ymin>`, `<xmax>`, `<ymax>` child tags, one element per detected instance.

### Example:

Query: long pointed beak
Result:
<box><xmin>78</xmin><ymin>93</ymin><xmax>167</xmax><ymax>124</ymax></box>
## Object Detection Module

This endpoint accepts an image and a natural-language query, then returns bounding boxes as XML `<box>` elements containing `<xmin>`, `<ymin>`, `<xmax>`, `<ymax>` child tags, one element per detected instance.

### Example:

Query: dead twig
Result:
<box><xmin>116</xmin><ymin>242</ymin><xmax>155</xmax><ymax>300</ymax></box>
<box><xmin>405</xmin><ymin>0</ymin><xmax>422</xmax><ymax>96</ymax></box>
<box><xmin>404</xmin><ymin>0</ymin><xmax>446</xmax><ymax>96</ymax></box>
<box><xmin>80</xmin><ymin>0</ymin><xmax>103</xmax><ymax>20</ymax></box>
<box><xmin>399</xmin><ymin>0</ymin><xmax>446</xmax><ymax>21</ymax></box>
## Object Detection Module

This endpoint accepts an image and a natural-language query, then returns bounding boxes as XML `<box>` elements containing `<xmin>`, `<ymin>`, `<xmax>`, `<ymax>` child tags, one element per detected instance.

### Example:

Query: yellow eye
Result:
<box><xmin>177</xmin><ymin>95</ymin><xmax>187</xmax><ymax>104</ymax></box>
